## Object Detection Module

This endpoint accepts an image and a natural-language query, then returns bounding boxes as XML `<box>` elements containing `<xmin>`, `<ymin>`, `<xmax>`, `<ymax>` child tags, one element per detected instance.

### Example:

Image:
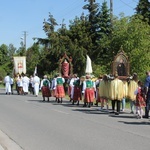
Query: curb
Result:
<box><xmin>0</xmin><ymin>130</ymin><xmax>23</xmax><ymax>150</ymax></box>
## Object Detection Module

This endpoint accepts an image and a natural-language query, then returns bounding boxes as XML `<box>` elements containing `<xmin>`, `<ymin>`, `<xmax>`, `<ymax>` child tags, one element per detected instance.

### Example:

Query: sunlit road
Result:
<box><xmin>0</xmin><ymin>88</ymin><xmax>150</xmax><ymax>150</ymax></box>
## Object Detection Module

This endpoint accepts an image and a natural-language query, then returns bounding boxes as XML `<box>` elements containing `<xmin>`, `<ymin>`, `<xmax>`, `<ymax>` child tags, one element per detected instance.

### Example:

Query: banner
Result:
<box><xmin>13</xmin><ymin>56</ymin><xmax>26</xmax><ymax>74</ymax></box>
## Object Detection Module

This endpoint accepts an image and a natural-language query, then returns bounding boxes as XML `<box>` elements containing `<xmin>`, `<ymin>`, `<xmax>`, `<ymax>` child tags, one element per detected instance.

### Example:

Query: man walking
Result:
<box><xmin>144</xmin><ymin>71</ymin><xmax>150</xmax><ymax>118</ymax></box>
<box><xmin>4</xmin><ymin>73</ymin><xmax>11</xmax><ymax>95</ymax></box>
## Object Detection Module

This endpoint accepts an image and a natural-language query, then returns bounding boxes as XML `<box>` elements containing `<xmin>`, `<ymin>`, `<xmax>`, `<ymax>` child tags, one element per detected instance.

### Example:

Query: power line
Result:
<box><xmin>119</xmin><ymin>0</ymin><xmax>134</xmax><ymax>9</ymax></box>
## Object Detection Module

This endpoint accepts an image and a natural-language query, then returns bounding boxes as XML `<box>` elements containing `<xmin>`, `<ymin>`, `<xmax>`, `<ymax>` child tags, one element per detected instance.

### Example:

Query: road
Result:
<box><xmin>0</xmin><ymin>88</ymin><xmax>150</xmax><ymax>150</ymax></box>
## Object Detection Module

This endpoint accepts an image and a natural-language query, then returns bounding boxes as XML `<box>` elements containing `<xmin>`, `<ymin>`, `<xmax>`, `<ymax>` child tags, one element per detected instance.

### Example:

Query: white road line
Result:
<box><xmin>52</xmin><ymin>109</ymin><xmax>69</xmax><ymax>115</ymax></box>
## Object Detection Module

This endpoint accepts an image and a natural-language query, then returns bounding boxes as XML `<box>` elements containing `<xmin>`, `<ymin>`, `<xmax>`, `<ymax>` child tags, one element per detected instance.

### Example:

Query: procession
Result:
<box><xmin>3</xmin><ymin>51</ymin><xmax>150</xmax><ymax>120</ymax></box>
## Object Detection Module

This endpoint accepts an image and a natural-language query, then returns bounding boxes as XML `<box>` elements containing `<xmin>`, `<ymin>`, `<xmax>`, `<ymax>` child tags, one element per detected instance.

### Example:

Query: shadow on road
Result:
<box><xmin>118</xmin><ymin>120</ymin><xmax>150</xmax><ymax>125</ymax></box>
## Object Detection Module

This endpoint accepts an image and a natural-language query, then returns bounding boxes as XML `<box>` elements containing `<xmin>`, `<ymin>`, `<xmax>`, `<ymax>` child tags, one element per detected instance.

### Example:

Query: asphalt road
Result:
<box><xmin>0</xmin><ymin>88</ymin><xmax>150</xmax><ymax>150</ymax></box>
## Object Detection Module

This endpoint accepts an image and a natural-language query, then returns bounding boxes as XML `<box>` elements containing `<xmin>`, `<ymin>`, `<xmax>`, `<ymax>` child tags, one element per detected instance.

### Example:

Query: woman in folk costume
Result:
<box><xmin>54</xmin><ymin>73</ymin><xmax>65</xmax><ymax>103</ymax></box>
<box><xmin>72</xmin><ymin>77</ymin><xmax>82</xmax><ymax>105</ymax></box>
<box><xmin>99</xmin><ymin>74</ymin><xmax>109</xmax><ymax>110</ymax></box>
<box><xmin>128</xmin><ymin>73</ymin><xmax>138</xmax><ymax>114</ymax></box>
<box><xmin>82</xmin><ymin>74</ymin><xmax>96</xmax><ymax>107</ymax></box>
<box><xmin>109</xmin><ymin>73</ymin><xmax>124</xmax><ymax>115</ymax></box>
<box><xmin>40</xmin><ymin>75</ymin><xmax>51</xmax><ymax>102</ymax></box>
<box><xmin>134</xmin><ymin>81</ymin><xmax>146</xmax><ymax>119</ymax></box>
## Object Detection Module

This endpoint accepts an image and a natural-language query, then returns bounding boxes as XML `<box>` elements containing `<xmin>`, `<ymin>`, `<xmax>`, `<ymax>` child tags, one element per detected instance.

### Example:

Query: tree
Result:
<box><xmin>0</xmin><ymin>44</ymin><xmax>9</xmax><ymax>65</ymax></box>
<box><xmin>26</xmin><ymin>43</ymin><xmax>41</xmax><ymax>76</ymax></box>
<box><xmin>135</xmin><ymin>0</ymin><xmax>150</xmax><ymax>25</ymax></box>
<box><xmin>94</xmin><ymin>0</ymin><xmax>112</xmax><ymax>65</ymax></box>
<box><xmin>110</xmin><ymin>14</ymin><xmax>150</xmax><ymax>78</ymax></box>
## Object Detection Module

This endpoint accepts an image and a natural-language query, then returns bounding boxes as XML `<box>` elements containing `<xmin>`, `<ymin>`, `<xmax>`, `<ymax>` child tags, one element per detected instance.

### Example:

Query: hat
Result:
<box><xmin>44</xmin><ymin>75</ymin><xmax>47</xmax><ymax>79</ymax></box>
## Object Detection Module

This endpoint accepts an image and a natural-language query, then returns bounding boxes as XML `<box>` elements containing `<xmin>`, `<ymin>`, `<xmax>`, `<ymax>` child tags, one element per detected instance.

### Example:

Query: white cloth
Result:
<box><xmin>17</xmin><ymin>78</ymin><xmax>23</xmax><ymax>87</ymax></box>
<box><xmin>51</xmin><ymin>78</ymin><xmax>56</xmax><ymax>90</ymax></box>
<box><xmin>69</xmin><ymin>77</ymin><xmax>79</xmax><ymax>99</ymax></box>
<box><xmin>22</xmin><ymin>76</ymin><xmax>30</xmax><ymax>93</ymax></box>
<box><xmin>85</xmin><ymin>55</ymin><xmax>93</xmax><ymax>74</ymax></box>
<box><xmin>33</xmin><ymin>76</ymin><xmax>40</xmax><ymax>96</ymax></box>
<box><xmin>4</xmin><ymin>75</ymin><xmax>11</xmax><ymax>93</ymax></box>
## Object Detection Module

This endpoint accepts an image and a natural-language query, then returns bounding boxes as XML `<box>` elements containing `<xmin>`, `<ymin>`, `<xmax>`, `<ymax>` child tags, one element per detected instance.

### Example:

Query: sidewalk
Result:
<box><xmin>0</xmin><ymin>130</ymin><xmax>23</xmax><ymax>150</ymax></box>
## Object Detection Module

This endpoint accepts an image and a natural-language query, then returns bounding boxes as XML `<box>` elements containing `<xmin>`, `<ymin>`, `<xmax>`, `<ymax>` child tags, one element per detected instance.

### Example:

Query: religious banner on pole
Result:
<box><xmin>13</xmin><ymin>56</ymin><xmax>26</xmax><ymax>74</ymax></box>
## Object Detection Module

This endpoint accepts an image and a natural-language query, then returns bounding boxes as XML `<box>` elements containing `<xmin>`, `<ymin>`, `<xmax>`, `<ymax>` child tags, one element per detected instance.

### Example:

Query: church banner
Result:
<box><xmin>13</xmin><ymin>56</ymin><xmax>26</xmax><ymax>74</ymax></box>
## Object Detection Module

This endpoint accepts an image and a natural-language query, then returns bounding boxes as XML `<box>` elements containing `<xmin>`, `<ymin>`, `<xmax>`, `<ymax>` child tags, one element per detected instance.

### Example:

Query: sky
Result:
<box><xmin>0</xmin><ymin>0</ymin><xmax>140</xmax><ymax>49</ymax></box>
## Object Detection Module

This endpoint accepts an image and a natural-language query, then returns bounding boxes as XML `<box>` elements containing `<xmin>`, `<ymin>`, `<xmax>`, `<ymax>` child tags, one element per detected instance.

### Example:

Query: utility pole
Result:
<box><xmin>110</xmin><ymin>0</ymin><xmax>113</xmax><ymax>28</ymax></box>
<box><xmin>23</xmin><ymin>31</ymin><xmax>27</xmax><ymax>50</ymax></box>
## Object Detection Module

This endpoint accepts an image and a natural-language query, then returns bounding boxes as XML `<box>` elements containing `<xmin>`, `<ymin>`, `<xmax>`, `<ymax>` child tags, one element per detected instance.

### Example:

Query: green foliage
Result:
<box><xmin>1</xmin><ymin>0</ymin><xmax>149</xmax><ymax>81</ymax></box>
<box><xmin>135</xmin><ymin>0</ymin><xmax>150</xmax><ymax>25</ymax></box>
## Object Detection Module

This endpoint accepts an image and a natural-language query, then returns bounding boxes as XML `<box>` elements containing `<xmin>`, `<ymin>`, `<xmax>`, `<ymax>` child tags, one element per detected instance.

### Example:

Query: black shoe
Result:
<box><xmin>115</xmin><ymin>112</ymin><xmax>119</xmax><ymax>115</ymax></box>
<box><xmin>110</xmin><ymin>111</ymin><xmax>115</xmax><ymax>113</ymax></box>
<box><xmin>130</xmin><ymin>111</ymin><xmax>134</xmax><ymax>114</ymax></box>
<box><xmin>143</xmin><ymin>115</ymin><xmax>149</xmax><ymax>119</ymax></box>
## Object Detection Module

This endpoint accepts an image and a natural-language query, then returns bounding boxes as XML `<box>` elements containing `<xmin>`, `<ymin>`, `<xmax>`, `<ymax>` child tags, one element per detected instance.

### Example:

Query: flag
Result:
<box><xmin>34</xmin><ymin>66</ymin><xmax>37</xmax><ymax>76</ymax></box>
<box><xmin>85</xmin><ymin>55</ymin><xmax>93</xmax><ymax>74</ymax></box>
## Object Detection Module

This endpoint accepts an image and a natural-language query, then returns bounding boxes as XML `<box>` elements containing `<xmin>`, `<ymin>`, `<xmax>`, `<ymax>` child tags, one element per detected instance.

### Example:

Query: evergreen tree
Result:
<box><xmin>135</xmin><ymin>0</ymin><xmax>150</xmax><ymax>25</ymax></box>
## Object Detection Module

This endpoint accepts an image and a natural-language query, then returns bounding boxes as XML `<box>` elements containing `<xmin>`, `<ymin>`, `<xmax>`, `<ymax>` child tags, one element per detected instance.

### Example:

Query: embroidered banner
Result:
<box><xmin>13</xmin><ymin>56</ymin><xmax>26</xmax><ymax>74</ymax></box>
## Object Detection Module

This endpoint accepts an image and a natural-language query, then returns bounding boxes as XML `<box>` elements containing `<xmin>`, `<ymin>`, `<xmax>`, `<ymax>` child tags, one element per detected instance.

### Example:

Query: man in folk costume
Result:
<box><xmin>70</xmin><ymin>74</ymin><xmax>79</xmax><ymax>102</ymax></box>
<box><xmin>54</xmin><ymin>73</ymin><xmax>65</xmax><ymax>103</ymax></box>
<box><xmin>128</xmin><ymin>73</ymin><xmax>138</xmax><ymax>114</ymax></box>
<box><xmin>82</xmin><ymin>74</ymin><xmax>96</xmax><ymax>107</ymax></box>
<box><xmin>22</xmin><ymin>73</ymin><xmax>30</xmax><ymax>95</ymax></box>
<box><xmin>72</xmin><ymin>77</ymin><xmax>82</xmax><ymax>105</ymax></box>
<box><xmin>40</xmin><ymin>75</ymin><xmax>51</xmax><ymax>102</ymax></box>
<box><xmin>4</xmin><ymin>73</ymin><xmax>11</xmax><ymax>95</ymax></box>
<box><xmin>109</xmin><ymin>73</ymin><xmax>124</xmax><ymax>115</ymax></box>
<box><xmin>33</xmin><ymin>73</ymin><xmax>40</xmax><ymax>97</ymax></box>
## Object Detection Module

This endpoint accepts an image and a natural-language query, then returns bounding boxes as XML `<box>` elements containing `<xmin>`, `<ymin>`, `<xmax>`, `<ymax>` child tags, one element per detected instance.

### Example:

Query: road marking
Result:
<box><xmin>52</xmin><ymin>109</ymin><xmax>69</xmax><ymax>115</ymax></box>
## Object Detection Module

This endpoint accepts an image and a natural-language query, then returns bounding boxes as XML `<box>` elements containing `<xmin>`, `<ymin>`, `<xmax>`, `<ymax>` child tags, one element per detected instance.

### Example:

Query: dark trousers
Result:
<box><xmin>112</xmin><ymin>100</ymin><xmax>121</xmax><ymax>113</ymax></box>
<box><xmin>145</xmin><ymin>95</ymin><xmax>150</xmax><ymax>118</ymax></box>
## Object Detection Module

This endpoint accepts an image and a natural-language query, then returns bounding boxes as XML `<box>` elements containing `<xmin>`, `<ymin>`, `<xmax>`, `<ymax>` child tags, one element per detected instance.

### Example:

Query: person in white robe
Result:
<box><xmin>4</xmin><ymin>73</ymin><xmax>11</xmax><ymax>94</ymax></box>
<box><xmin>33</xmin><ymin>73</ymin><xmax>40</xmax><ymax>96</ymax></box>
<box><xmin>22</xmin><ymin>74</ymin><xmax>30</xmax><ymax>95</ymax></box>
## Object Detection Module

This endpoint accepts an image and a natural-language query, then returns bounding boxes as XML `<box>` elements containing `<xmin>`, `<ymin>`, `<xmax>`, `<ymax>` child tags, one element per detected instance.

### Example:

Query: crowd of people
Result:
<box><xmin>3</xmin><ymin>71</ymin><xmax>150</xmax><ymax>119</ymax></box>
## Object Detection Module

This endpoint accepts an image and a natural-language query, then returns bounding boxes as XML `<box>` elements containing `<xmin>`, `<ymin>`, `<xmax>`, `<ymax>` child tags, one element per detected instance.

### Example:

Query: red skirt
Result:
<box><xmin>68</xmin><ymin>86</ymin><xmax>72</xmax><ymax>97</ymax></box>
<box><xmin>136</xmin><ymin>93</ymin><xmax>146</xmax><ymax>107</ymax></box>
<box><xmin>84</xmin><ymin>88</ymin><xmax>95</xmax><ymax>103</ymax></box>
<box><xmin>73</xmin><ymin>87</ymin><xmax>82</xmax><ymax>101</ymax></box>
<box><xmin>42</xmin><ymin>86</ymin><xmax>51</xmax><ymax>97</ymax></box>
<box><xmin>55</xmin><ymin>85</ymin><xmax>65</xmax><ymax>98</ymax></box>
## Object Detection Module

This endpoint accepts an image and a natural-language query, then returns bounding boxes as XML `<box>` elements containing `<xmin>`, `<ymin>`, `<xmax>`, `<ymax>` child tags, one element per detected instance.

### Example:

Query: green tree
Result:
<box><xmin>26</xmin><ymin>43</ymin><xmax>41</xmax><ymax>76</ymax></box>
<box><xmin>110</xmin><ymin>14</ymin><xmax>150</xmax><ymax>78</ymax></box>
<box><xmin>135</xmin><ymin>0</ymin><xmax>150</xmax><ymax>25</ymax></box>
